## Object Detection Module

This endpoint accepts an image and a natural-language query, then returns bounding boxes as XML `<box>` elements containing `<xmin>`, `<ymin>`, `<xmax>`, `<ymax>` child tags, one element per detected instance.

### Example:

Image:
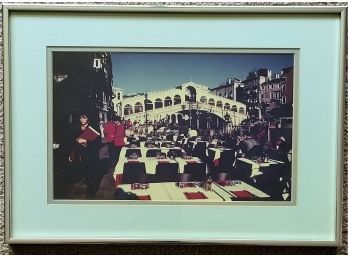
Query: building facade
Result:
<box><xmin>53</xmin><ymin>52</ymin><xmax>114</xmax><ymax>142</ymax></box>
<box><xmin>260</xmin><ymin>66</ymin><xmax>293</xmax><ymax>118</ymax></box>
<box><xmin>242</xmin><ymin>68</ymin><xmax>272</xmax><ymax>121</ymax></box>
<box><xmin>210</xmin><ymin>78</ymin><xmax>244</xmax><ymax>101</ymax></box>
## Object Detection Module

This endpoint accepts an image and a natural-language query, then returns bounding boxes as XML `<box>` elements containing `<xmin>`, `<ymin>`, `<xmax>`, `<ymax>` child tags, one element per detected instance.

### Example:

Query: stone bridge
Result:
<box><xmin>114</xmin><ymin>82</ymin><xmax>247</xmax><ymax>126</ymax></box>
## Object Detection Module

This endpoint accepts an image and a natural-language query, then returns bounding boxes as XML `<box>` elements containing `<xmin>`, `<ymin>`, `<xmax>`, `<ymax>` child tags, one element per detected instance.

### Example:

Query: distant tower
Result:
<box><xmin>112</xmin><ymin>87</ymin><xmax>124</xmax><ymax>117</ymax></box>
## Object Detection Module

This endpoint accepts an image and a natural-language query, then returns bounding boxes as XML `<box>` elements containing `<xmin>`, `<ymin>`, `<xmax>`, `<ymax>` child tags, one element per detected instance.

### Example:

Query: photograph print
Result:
<box><xmin>52</xmin><ymin>50</ymin><xmax>294</xmax><ymax>202</ymax></box>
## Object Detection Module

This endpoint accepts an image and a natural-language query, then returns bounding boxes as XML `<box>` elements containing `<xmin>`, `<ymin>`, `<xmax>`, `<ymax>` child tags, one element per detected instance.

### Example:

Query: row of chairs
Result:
<box><xmin>122</xmin><ymin>162</ymin><xmax>207</xmax><ymax>184</ymax></box>
<box><xmin>125</xmin><ymin>148</ymin><xmax>184</xmax><ymax>158</ymax></box>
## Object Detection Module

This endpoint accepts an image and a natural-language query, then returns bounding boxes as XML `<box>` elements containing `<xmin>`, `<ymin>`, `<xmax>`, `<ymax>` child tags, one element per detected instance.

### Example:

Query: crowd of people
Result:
<box><xmin>54</xmin><ymin>111</ymin><xmax>292</xmax><ymax>199</ymax></box>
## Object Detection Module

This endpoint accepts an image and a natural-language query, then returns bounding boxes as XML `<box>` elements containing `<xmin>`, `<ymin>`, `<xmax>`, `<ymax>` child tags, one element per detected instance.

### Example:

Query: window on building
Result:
<box><xmin>282</xmin><ymin>96</ymin><xmax>286</xmax><ymax>104</ymax></box>
<box><xmin>124</xmin><ymin>104</ymin><xmax>133</xmax><ymax>115</ymax></box>
<box><xmin>261</xmin><ymin>94</ymin><xmax>264</xmax><ymax>99</ymax></box>
<box><xmin>117</xmin><ymin>93</ymin><xmax>121</xmax><ymax>100</ymax></box>
<box><xmin>200</xmin><ymin>96</ymin><xmax>207</xmax><ymax>104</ymax></box>
<box><xmin>134</xmin><ymin>102</ymin><xmax>143</xmax><ymax>113</ymax></box>
<box><xmin>93</xmin><ymin>58</ymin><xmax>102</xmax><ymax>69</ymax></box>
<box><xmin>155</xmin><ymin>98</ymin><xmax>163</xmax><ymax>109</ymax></box>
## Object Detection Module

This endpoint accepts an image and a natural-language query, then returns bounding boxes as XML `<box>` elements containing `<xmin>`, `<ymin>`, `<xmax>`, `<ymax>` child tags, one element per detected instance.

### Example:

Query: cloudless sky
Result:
<box><xmin>111</xmin><ymin>53</ymin><xmax>293</xmax><ymax>95</ymax></box>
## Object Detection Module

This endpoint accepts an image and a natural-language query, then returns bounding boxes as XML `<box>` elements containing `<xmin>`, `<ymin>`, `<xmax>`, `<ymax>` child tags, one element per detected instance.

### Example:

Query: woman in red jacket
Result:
<box><xmin>113</xmin><ymin>115</ymin><xmax>126</xmax><ymax>166</ymax></box>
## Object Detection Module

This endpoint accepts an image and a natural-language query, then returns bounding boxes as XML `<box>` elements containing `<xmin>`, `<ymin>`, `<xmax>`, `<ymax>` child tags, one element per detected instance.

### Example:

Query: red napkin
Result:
<box><xmin>216</xmin><ymin>180</ymin><xmax>228</xmax><ymax>186</ymax></box>
<box><xmin>184</xmin><ymin>192</ymin><xmax>208</xmax><ymax>200</ymax></box>
<box><xmin>177</xmin><ymin>182</ymin><xmax>195</xmax><ymax>188</ymax></box>
<box><xmin>213</xmin><ymin>159</ymin><xmax>220</xmax><ymax>167</ymax></box>
<box><xmin>138</xmin><ymin>195</ymin><xmax>151</xmax><ymax>200</ymax></box>
<box><xmin>231</xmin><ymin>190</ymin><xmax>254</xmax><ymax>199</ymax></box>
<box><xmin>115</xmin><ymin>174</ymin><xmax>123</xmax><ymax>187</ymax></box>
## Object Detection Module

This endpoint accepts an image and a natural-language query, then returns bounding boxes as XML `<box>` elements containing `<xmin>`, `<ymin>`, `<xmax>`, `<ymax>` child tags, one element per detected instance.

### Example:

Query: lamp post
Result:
<box><xmin>196</xmin><ymin>103</ymin><xmax>200</xmax><ymax>129</ymax></box>
<box><xmin>224</xmin><ymin>112</ymin><xmax>230</xmax><ymax>133</ymax></box>
<box><xmin>207</xmin><ymin>106</ymin><xmax>212</xmax><ymax>129</ymax></box>
<box><xmin>181</xmin><ymin>104</ymin><xmax>187</xmax><ymax>126</ymax></box>
<box><xmin>144</xmin><ymin>93</ymin><xmax>148</xmax><ymax>135</ymax></box>
<box><xmin>188</xmin><ymin>97</ymin><xmax>192</xmax><ymax>128</ymax></box>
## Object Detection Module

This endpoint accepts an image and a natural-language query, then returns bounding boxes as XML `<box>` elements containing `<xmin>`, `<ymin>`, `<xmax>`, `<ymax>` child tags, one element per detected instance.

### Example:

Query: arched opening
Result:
<box><xmin>164</xmin><ymin>96</ymin><xmax>173</xmax><ymax>107</ymax></box>
<box><xmin>239</xmin><ymin>107</ymin><xmax>245</xmax><ymax>114</ymax></box>
<box><xmin>231</xmin><ymin>105</ymin><xmax>237</xmax><ymax>112</ymax></box>
<box><xmin>134</xmin><ymin>102</ymin><xmax>143</xmax><ymax>113</ymax></box>
<box><xmin>224</xmin><ymin>103</ymin><xmax>230</xmax><ymax>110</ymax></box>
<box><xmin>124</xmin><ymin>104</ymin><xmax>133</xmax><ymax>115</ymax></box>
<box><xmin>171</xmin><ymin>114</ymin><xmax>177</xmax><ymax>124</ymax></box>
<box><xmin>155</xmin><ymin>98</ymin><xmax>163</xmax><ymax>109</ymax></box>
<box><xmin>208</xmin><ymin>98</ymin><xmax>215</xmax><ymax>106</ymax></box>
<box><xmin>174</xmin><ymin>95</ymin><xmax>181</xmax><ymax>105</ymax></box>
<box><xmin>144</xmin><ymin>99</ymin><xmax>153</xmax><ymax>111</ymax></box>
<box><xmin>216</xmin><ymin>101</ymin><xmax>223</xmax><ymax>108</ymax></box>
<box><xmin>200</xmin><ymin>96</ymin><xmax>207</xmax><ymax>104</ymax></box>
<box><xmin>185</xmin><ymin>86</ymin><xmax>197</xmax><ymax>102</ymax></box>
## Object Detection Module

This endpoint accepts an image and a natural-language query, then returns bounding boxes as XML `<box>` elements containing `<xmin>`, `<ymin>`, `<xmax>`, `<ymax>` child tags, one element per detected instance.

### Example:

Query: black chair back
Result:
<box><xmin>146</xmin><ymin>149</ymin><xmax>161</xmax><ymax>157</ymax></box>
<box><xmin>155</xmin><ymin>163</ymin><xmax>179</xmax><ymax>182</ymax></box>
<box><xmin>254</xmin><ymin>164</ymin><xmax>284</xmax><ymax>200</ymax></box>
<box><xmin>122</xmin><ymin>162</ymin><xmax>147</xmax><ymax>184</ymax></box>
<box><xmin>192</xmin><ymin>142</ymin><xmax>207</xmax><ymax>161</ymax></box>
<box><xmin>125</xmin><ymin>149</ymin><xmax>142</xmax><ymax>158</ymax></box>
<box><xmin>161</xmin><ymin>142</ymin><xmax>173</xmax><ymax>148</ymax></box>
<box><xmin>184</xmin><ymin>162</ymin><xmax>206</xmax><ymax>181</ymax></box>
<box><xmin>177</xmin><ymin>173</ymin><xmax>192</xmax><ymax>182</ymax></box>
<box><xmin>167</xmin><ymin>149</ymin><xmax>183</xmax><ymax>158</ymax></box>
<box><xmin>145</xmin><ymin>141</ymin><xmax>156</xmax><ymax>148</ymax></box>
<box><xmin>218</xmin><ymin>150</ymin><xmax>235</xmax><ymax>172</ymax></box>
<box><xmin>213</xmin><ymin>172</ymin><xmax>230</xmax><ymax>182</ymax></box>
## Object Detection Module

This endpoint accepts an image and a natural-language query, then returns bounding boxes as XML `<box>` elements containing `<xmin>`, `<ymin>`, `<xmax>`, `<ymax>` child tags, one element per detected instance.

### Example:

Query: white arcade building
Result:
<box><xmin>112</xmin><ymin>82</ymin><xmax>247</xmax><ymax>128</ymax></box>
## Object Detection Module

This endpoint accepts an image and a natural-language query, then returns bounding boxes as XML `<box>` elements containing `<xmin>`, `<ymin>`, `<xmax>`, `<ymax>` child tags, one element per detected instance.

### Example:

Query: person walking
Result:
<box><xmin>103</xmin><ymin>112</ymin><xmax>117</xmax><ymax>166</ymax></box>
<box><xmin>113</xmin><ymin>116</ymin><xmax>126</xmax><ymax>166</ymax></box>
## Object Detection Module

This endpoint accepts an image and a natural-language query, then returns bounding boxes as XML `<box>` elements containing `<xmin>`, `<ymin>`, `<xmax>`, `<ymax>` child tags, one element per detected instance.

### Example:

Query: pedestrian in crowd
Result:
<box><xmin>267</xmin><ymin>136</ymin><xmax>290</xmax><ymax>162</ymax></box>
<box><xmin>238</xmin><ymin>131</ymin><xmax>260</xmax><ymax>158</ymax></box>
<box><xmin>113</xmin><ymin>115</ymin><xmax>126</xmax><ymax>166</ymax></box>
<box><xmin>103</xmin><ymin>112</ymin><xmax>117</xmax><ymax>166</ymax></box>
<box><xmin>187</xmin><ymin>127</ymin><xmax>198</xmax><ymax>140</ymax></box>
<box><xmin>69</xmin><ymin>112</ymin><xmax>101</xmax><ymax>199</ymax></box>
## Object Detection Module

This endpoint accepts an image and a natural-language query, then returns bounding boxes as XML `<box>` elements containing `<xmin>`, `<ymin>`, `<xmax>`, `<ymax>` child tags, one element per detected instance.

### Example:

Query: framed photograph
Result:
<box><xmin>4</xmin><ymin>4</ymin><xmax>346</xmax><ymax>245</ymax></box>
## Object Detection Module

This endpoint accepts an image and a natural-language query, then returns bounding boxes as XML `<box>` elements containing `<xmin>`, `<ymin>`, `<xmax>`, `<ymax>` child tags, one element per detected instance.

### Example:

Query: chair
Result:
<box><xmin>175</xmin><ymin>136</ymin><xmax>184</xmax><ymax>146</ymax></box>
<box><xmin>219</xmin><ymin>150</ymin><xmax>236</xmax><ymax>172</ymax></box>
<box><xmin>253</xmin><ymin>164</ymin><xmax>284</xmax><ymax>200</ymax></box>
<box><xmin>146</xmin><ymin>149</ymin><xmax>161</xmax><ymax>157</ymax></box>
<box><xmin>122</xmin><ymin>162</ymin><xmax>147</xmax><ymax>184</ymax></box>
<box><xmin>167</xmin><ymin>149</ymin><xmax>183</xmax><ymax>158</ymax></box>
<box><xmin>155</xmin><ymin>163</ymin><xmax>179</xmax><ymax>182</ymax></box>
<box><xmin>166</xmin><ymin>134</ymin><xmax>174</xmax><ymax>141</ymax></box>
<box><xmin>161</xmin><ymin>142</ymin><xmax>173</xmax><ymax>148</ymax></box>
<box><xmin>213</xmin><ymin>172</ymin><xmax>230</xmax><ymax>182</ymax></box>
<box><xmin>177</xmin><ymin>173</ymin><xmax>192</xmax><ymax>182</ymax></box>
<box><xmin>144</xmin><ymin>141</ymin><xmax>156</xmax><ymax>148</ymax></box>
<box><xmin>192</xmin><ymin>142</ymin><xmax>208</xmax><ymax>161</ymax></box>
<box><xmin>184</xmin><ymin>162</ymin><xmax>206</xmax><ymax>181</ymax></box>
<box><xmin>128</xmin><ymin>141</ymin><xmax>140</xmax><ymax>147</ymax></box>
<box><xmin>234</xmin><ymin>158</ymin><xmax>253</xmax><ymax>181</ymax></box>
<box><xmin>125</xmin><ymin>149</ymin><xmax>142</xmax><ymax>158</ymax></box>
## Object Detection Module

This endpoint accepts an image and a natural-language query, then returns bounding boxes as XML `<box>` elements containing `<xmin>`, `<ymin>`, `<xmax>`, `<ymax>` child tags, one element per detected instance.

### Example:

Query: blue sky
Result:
<box><xmin>111</xmin><ymin>52</ymin><xmax>293</xmax><ymax>95</ymax></box>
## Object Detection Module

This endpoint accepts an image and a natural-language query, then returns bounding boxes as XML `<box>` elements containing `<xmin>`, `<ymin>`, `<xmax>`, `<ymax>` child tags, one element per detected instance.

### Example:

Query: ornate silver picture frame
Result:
<box><xmin>3</xmin><ymin>3</ymin><xmax>346</xmax><ymax>245</ymax></box>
